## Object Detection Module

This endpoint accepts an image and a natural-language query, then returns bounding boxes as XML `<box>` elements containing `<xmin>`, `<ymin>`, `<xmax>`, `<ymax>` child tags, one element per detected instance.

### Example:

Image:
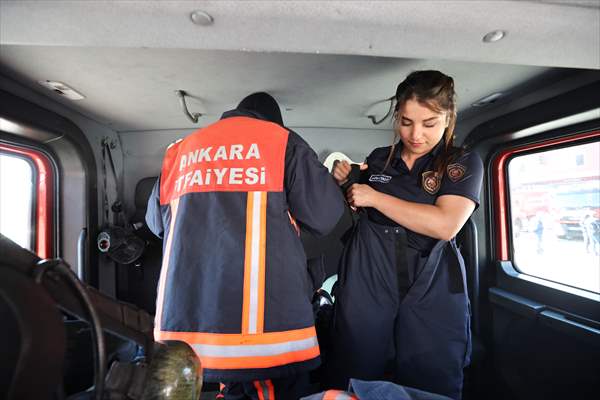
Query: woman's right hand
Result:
<box><xmin>332</xmin><ymin>160</ymin><xmax>352</xmax><ymax>186</ymax></box>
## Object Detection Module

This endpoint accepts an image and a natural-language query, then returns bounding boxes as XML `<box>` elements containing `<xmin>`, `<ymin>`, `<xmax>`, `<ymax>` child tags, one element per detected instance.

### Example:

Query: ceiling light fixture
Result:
<box><xmin>483</xmin><ymin>30</ymin><xmax>507</xmax><ymax>43</ymax></box>
<box><xmin>190</xmin><ymin>10</ymin><xmax>214</xmax><ymax>26</ymax></box>
<box><xmin>38</xmin><ymin>80</ymin><xmax>85</xmax><ymax>100</ymax></box>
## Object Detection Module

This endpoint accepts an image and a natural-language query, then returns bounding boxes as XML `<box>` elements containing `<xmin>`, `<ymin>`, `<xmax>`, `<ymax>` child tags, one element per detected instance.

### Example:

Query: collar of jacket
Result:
<box><xmin>220</xmin><ymin>109</ymin><xmax>282</xmax><ymax>126</ymax></box>
<box><xmin>391</xmin><ymin>137</ymin><xmax>445</xmax><ymax>171</ymax></box>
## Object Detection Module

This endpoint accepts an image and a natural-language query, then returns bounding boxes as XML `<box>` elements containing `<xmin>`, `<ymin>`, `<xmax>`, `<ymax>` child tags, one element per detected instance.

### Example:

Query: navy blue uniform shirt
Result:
<box><xmin>361</xmin><ymin>140</ymin><xmax>483</xmax><ymax>252</ymax></box>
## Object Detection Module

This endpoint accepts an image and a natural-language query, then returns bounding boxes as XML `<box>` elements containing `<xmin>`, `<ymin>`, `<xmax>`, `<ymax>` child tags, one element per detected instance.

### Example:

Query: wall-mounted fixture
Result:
<box><xmin>190</xmin><ymin>10</ymin><xmax>214</xmax><ymax>26</ymax></box>
<box><xmin>175</xmin><ymin>90</ymin><xmax>203</xmax><ymax>123</ymax></box>
<box><xmin>38</xmin><ymin>80</ymin><xmax>85</xmax><ymax>100</ymax></box>
<box><xmin>367</xmin><ymin>96</ymin><xmax>395</xmax><ymax>125</ymax></box>
<box><xmin>483</xmin><ymin>30</ymin><xmax>507</xmax><ymax>43</ymax></box>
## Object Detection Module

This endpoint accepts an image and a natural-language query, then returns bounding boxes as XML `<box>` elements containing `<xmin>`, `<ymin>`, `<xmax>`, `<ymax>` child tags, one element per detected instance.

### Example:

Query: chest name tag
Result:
<box><xmin>369</xmin><ymin>174</ymin><xmax>392</xmax><ymax>184</ymax></box>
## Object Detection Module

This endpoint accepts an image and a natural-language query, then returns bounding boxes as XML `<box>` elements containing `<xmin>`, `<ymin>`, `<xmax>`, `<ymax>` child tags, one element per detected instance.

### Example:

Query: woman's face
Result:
<box><xmin>396</xmin><ymin>98</ymin><xmax>448</xmax><ymax>158</ymax></box>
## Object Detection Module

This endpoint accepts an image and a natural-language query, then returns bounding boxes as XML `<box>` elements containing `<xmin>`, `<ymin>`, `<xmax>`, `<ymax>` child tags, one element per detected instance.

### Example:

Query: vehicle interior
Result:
<box><xmin>1</xmin><ymin>1</ymin><xmax>599</xmax><ymax>399</ymax></box>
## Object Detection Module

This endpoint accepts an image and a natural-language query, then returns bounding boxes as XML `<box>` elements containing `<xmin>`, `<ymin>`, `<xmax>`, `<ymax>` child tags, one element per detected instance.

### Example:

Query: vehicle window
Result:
<box><xmin>0</xmin><ymin>152</ymin><xmax>35</xmax><ymax>250</ymax></box>
<box><xmin>508</xmin><ymin>140</ymin><xmax>600</xmax><ymax>293</ymax></box>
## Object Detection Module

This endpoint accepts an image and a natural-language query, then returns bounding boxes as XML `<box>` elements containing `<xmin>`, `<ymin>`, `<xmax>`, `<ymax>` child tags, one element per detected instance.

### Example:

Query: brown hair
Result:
<box><xmin>383</xmin><ymin>70</ymin><xmax>462</xmax><ymax>175</ymax></box>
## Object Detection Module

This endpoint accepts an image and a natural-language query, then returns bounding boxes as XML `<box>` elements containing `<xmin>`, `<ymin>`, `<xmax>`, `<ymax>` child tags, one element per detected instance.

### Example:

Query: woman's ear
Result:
<box><xmin>392</xmin><ymin>112</ymin><xmax>400</xmax><ymax>129</ymax></box>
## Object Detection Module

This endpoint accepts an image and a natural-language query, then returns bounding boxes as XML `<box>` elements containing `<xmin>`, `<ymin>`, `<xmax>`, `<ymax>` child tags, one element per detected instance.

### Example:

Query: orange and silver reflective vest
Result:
<box><xmin>146</xmin><ymin>109</ymin><xmax>345</xmax><ymax>382</ymax></box>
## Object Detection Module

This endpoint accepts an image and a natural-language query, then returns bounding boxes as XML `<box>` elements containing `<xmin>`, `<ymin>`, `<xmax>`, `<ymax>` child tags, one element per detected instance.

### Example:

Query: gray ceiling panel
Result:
<box><xmin>0</xmin><ymin>1</ymin><xmax>597</xmax><ymax>133</ymax></box>
<box><xmin>0</xmin><ymin>46</ymin><xmax>550</xmax><ymax>131</ymax></box>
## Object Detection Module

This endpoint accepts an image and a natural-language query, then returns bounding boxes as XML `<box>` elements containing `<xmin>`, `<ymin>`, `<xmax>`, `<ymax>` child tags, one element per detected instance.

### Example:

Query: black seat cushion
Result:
<box><xmin>119</xmin><ymin>177</ymin><xmax>163</xmax><ymax>314</ymax></box>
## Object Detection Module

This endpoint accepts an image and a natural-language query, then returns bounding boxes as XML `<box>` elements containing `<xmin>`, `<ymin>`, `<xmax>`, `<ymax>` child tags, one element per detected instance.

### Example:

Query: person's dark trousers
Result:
<box><xmin>220</xmin><ymin>373</ymin><xmax>314</xmax><ymax>400</ymax></box>
<box><xmin>326</xmin><ymin>216</ymin><xmax>470</xmax><ymax>400</ymax></box>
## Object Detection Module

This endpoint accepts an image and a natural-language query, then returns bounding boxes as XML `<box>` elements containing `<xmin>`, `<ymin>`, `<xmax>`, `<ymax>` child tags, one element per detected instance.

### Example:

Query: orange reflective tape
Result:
<box><xmin>216</xmin><ymin>383</ymin><xmax>225</xmax><ymax>399</ymax></box>
<box><xmin>323</xmin><ymin>391</ymin><xmax>343</xmax><ymax>400</ymax></box>
<box><xmin>242</xmin><ymin>192</ymin><xmax>254</xmax><ymax>334</ymax></box>
<box><xmin>199</xmin><ymin>345</ymin><xmax>319</xmax><ymax>370</ymax></box>
<box><xmin>155</xmin><ymin>326</ymin><xmax>317</xmax><ymax>346</ymax></box>
<box><xmin>254</xmin><ymin>381</ymin><xmax>266</xmax><ymax>400</ymax></box>
<box><xmin>256</xmin><ymin>191</ymin><xmax>267</xmax><ymax>333</ymax></box>
<box><xmin>265</xmin><ymin>380</ymin><xmax>275</xmax><ymax>400</ymax></box>
<box><xmin>242</xmin><ymin>191</ymin><xmax>266</xmax><ymax>335</ymax></box>
<box><xmin>287</xmin><ymin>211</ymin><xmax>300</xmax><ymax>236</ymax></box>
<box><xmin>323</xmin><ymin>390</ymin><xmax>358</xmax><ymax>400</ymax></box>
<box><xmin>254</xmin><ymin>380</ymin><xmax>274</xmax><ymax>400</ymax></box>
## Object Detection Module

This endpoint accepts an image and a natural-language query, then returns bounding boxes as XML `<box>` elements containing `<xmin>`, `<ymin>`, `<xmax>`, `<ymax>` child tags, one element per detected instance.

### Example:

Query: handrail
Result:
<box><xmin>175</xmin><ymin>90</ymin><xmax>203</xmax><ymax>123</ymax></box>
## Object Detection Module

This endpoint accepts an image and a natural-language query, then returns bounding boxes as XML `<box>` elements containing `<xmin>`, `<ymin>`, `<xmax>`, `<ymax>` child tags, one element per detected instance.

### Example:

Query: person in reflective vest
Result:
<box><xmin>146</xmin><ymin>92</ymin><xmax>345</xmax><ymax>399</ymax></box>
<box><xmin>327</xmin><ymin>71</ymin><xmax>484</xmax><ymax>400</ymax></box>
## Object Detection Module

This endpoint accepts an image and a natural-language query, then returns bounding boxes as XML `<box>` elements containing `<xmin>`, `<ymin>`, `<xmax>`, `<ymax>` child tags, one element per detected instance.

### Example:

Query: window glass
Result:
<box><xmin>0</xmin><ymin>153</ymin><xmax>34</xmax><ymax>250</ymax></box>
<box><xmin>508</xmin><ymin>141</ymin><xmax>600</xmax><ymax>293</ymax></box>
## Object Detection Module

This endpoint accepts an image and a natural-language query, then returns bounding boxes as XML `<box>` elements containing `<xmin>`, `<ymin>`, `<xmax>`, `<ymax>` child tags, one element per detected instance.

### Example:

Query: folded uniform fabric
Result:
<box><xmin>302</xmin><ymin>379</ymin><xmax>453</xmax><ymax>400</ymax></box>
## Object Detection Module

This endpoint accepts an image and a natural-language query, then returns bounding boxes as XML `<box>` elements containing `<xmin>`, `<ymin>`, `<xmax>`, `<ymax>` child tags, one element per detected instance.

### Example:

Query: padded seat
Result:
<box><xmin>118</xmin><ymin>177</ymin><xmax>162</xmax><ymax>314</ymax></box>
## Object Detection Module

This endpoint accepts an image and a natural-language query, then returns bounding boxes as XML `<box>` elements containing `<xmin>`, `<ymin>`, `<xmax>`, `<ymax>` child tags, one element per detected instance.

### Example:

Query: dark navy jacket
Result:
<box><xmin>329</xmin><ymin>140</ymin><xmax>483</xmax><ymax>399</ymax></box>
<box><xmin>146</xmin><ymin>109</ymin><xmax>344</xmax><ymax>382</ymax></box>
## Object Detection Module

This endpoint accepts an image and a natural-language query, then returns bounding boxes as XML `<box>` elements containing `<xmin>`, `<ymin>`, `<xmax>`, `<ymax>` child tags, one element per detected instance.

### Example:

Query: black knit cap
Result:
<box><xmin>236</xmin><ymin>92</ymin><xmax>283</xmax><ymax>126</ymax></box>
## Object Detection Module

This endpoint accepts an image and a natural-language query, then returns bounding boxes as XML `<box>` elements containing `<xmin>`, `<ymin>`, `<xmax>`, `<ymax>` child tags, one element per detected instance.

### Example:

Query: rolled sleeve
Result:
<box><xmin>145</xmin><ymin>177</ymin><xmax>165</xmax><ymax>238</ymax></box>
<box><xmin>285</xmin><ymin>131</ymin><xmax>345</xmax><ymax>237</ymax></box>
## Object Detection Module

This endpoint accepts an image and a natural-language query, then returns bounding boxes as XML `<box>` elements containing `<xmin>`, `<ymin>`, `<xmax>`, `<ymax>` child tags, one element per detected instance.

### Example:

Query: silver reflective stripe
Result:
<box><xmin>248</xmin><ymin>191</ymin><xmax>262</xmax><ymax>334</ymax></box>
<box><xmin>192</xmin><ymin>336</ymin><xmax>318</xmax><ymax>358</ymax></box>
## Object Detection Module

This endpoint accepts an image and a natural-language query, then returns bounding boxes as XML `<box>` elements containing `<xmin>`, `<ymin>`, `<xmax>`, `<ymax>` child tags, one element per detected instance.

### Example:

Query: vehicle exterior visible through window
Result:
<box><xmin>507</xmin><ymin>138</ymin><xmax>600</xmax><ymax>293</ymax></box>
<box><xmin>0</xmin><ymin>152</ymin><xmax>34</xmax><ymax>249</ymax></box>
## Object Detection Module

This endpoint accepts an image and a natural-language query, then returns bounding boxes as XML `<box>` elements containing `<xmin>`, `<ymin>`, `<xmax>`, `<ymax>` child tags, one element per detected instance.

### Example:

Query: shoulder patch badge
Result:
<box><xmin>447</xmin><ymin>163</ymin><xmax>466</xmax><ymax>183</ymax></box>
<box><xmin>421</xmin><ymin>170</ymin><xmax>441</xmax><ymax>195</ymax></box>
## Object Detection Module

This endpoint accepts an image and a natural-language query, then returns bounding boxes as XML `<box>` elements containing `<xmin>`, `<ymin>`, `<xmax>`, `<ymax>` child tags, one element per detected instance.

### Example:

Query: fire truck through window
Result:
<box><xmin>507</xmin><ymin>140</ymin><xmax>600</xmax><ymax>293</ymax></box>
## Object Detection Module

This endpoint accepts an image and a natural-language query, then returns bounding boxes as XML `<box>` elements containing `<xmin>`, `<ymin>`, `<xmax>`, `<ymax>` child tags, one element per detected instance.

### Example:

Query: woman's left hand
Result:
<box><xmin>346</xmin><ymin>184</ymin><xmax>379</xmax><ymax>208</ymax></box>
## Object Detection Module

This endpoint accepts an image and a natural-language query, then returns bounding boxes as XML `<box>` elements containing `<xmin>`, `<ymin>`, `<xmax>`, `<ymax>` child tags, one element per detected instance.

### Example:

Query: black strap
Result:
<box><xmin>448</xmin><ymin>240</ymin><xmax>467</xmax><ymax>294</ymax></box>
<box><xmin>101</xmin><ymin>138</ymin><xmax>126</xmax><ymax>227</ymax></box>
<box><xmin>101</xmin><ymin>141</ymin><xmax>110</xmax><ymax>225</ymax></box>
<box><xmin>395</xmin><ymin>229</ymin><xmax>410</xmax><ymax>299</ymax></box>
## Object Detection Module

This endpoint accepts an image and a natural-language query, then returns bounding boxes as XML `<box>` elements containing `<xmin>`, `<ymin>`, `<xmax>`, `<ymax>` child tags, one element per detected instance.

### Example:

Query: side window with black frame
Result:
<box><xmin>507</xmin><ymin>139</ymin><xmax>600</xmax><ymax>293</ymax></box>
<box><xmin>0</xmin><ymin>152</ymin><xmax>35</xmax><ymax>250</ymax></box>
